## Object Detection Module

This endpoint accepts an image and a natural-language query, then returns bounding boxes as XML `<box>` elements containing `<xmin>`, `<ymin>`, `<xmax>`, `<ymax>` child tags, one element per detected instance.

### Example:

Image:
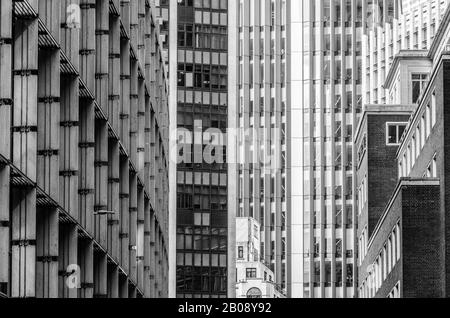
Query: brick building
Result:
<box><xmin>356</xmin><ymin>4</ymin><xmax>450</xmax><ymax>298</ymax></box>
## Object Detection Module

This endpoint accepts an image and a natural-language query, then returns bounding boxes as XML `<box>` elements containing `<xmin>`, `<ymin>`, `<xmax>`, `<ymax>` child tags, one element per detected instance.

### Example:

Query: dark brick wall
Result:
<box><xmin>442</xmin><ymin>59</ymin><xmax>450</xmax><ymax>296</ymax></box>
<box><xmin>367</xmin><ymin>114</ymin><xmax>411</xmax><ymax>238</ymax></box>
<box><xmin>359</xmin><ymin>184</ymin><xmax>441</xmax><ymax>298</ymax></box>
<box><xmin>402</xmin><ymin>185</ymin><xmax>442</xmax><ymax>298</ymax></box>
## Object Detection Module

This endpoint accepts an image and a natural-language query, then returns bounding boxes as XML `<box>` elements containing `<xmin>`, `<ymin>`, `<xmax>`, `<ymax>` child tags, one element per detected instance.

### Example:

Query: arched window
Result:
<box><xmin>246</xmin><ymin>287</ymin><xmax>262</xmax><ymax>298</ymax></box>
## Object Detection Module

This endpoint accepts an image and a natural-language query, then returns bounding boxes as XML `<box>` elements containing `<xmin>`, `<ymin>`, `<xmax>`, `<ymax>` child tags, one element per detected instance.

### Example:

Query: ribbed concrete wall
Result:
<box><xmin>0</xmin><ymin>0</ymin><xmax>170</xmax><ymax>298</ymax></box>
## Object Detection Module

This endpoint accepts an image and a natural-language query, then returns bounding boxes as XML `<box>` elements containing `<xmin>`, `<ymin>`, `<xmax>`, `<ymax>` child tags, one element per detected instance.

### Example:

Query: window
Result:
<box><xmin>432</xmin><ymin>155</ymin><xmax>437</xmax><ymax>178</ymax></box>
<box><xmin>421</xmin><ymin>116</ymin><xmax>426</xmax><ymax>147</ymax></box>
<box><xmin>415</xmin><ymin>127</ymin><xmax>421</xmax><ymax>157</ymax></box>
<box><xmin>387</xmin><ymin>236</ymin><xmax>392</xmax><ymax>274</ymax></box>
<box><xmin>357</xmin><ymin>134</ymin><xmax>367</xmax><ymax>166</ymax></box>
<box><xmin>396</xmin><ymin>223</ymin><xmax>401</xmax><ymax>262</ymax></box>
<box><xmin>246</xmin><ymin>287</ymin><xmax>262</xmax><ymax>298</ymax></box>
<box><xmin>238</xmin><ymin>246</ymin><xmax>244</xmax><ymax>259</ymax></box>
<box><xmin>391</xmin><ymin>231</ymin><xmax>396</xmax><ymax>268</ymax></box>
<box><xmin>411</xmin><ymin>73</ymin><xmax>428</xmax><ymax>103</ymax></box>
<box><xmin>406</xmin><ymin>145</ymin><xmax>411</xmax><ymax>175</ymax></box>
<box><xmin>386</xmin><ymin>123</ymin><xmax>407</xmax><ymax>145</ymax></box>
<box><xmin>388</xmin><ymin>282</ymin><xmax>401</xmax><ymax>298</ymax></box>
<box><xmin>427</xmin><ymin>154</ymin><xmax>438</xmax><ymax>178</ymax></box>
<box><xmin>246</xmin><ymin>268</ymin><xmax>257</xmax><ymax>279</ymax></box>
<box><xmin>431</xmin><ymin>93</ymin><xmax>437</xmax><ymax>127</ymax></box>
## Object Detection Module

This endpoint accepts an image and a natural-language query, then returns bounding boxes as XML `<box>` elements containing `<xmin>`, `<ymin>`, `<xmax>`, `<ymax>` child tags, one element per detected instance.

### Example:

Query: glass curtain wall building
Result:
<box><xmin>166</xmin><ymin>0</ymin><xmax>230</xmax><ymax>298</ymax></box>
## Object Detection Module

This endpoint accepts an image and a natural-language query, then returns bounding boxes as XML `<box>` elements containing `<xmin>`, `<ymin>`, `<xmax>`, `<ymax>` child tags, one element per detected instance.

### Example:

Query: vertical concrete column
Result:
<box><xmin>93</xmin><ymin>2</ymin><xmax>109</xmax><ymax>288</ymax></box>
<box><xmin>137</xmin><ymin>80</ymin><xmax>145</xmax><ymax>177</ymax></box>
<box><xmin>79</xmin><ymin>0</ymin><xmax>95</xmax><ymax>235</ymax></box>
<box><xmin>108</xmin><ymin>140</ymin><xmax>120</xmax><ymax>259</ymax></box>
<box><xmin>95</xmin><ymin>0</ymin><xmax>109</xmax><ymax>116</ymax></box>
<box><xmin>155</xmin><ymin>226</ymin><xmax>161</xmax><ymax>296</ymax></box>
<box><xmin>60</xmin><ymin>73</ymin><xmax>80</xmax><ymax>219</ymax></box>
<box><xmin>61</xmin><ymin>0</ymin><xmax>80</xmax><ymax>219</ymax></box>
<box><xmin>144</xmin><ymin>96</ymin><xmax>151</xmax><ymax>194</ymax></box>
<box><xmin>119</xmin><ymin>157</ymin><xmax>130</xmax><ymax>273</ymax></box>
<box><xmin>0</xmin><ymin>165</ymin><xmax>10</xmax><ymax>296</ymax></box>
<box><xmin>36</xmin><ymin>1</ymin><xmax>61</xmax><ymax>298</ymax></box>
<box><xmin>143</xmin><ymin>199</ymin><xmax>151</xmax><ymax>297</ymax></box>
<box><xmin>11</xmin><ymin>2</ymin><xmax>39</xmax><ymax>297</ymax></box>
<box><xmin>128</xmin><ymin>282</ymin><xmax>137</xmax><ymax>298</ymax></box>
<box><xmin>130</xmin><ymin>0</ymin><xmax>138</xmax><ymax>50</ymax></box>
<box><xmin>79</xmin><ymin>98</ymin><xmax>95</xmax><ymax>234</ymax></box>
<box><xmin>58</xmin><ymin>223</ymin><xmax>78</xmax><ymax>298</ymax></box>
<box><xmin>136</xmin><ymin>187</ymin><xmax>145</xmax><ymax>290</ymax></box>
<box><xmin>61</xmin><ymin>0</ymin><xmax>80</xmax><ymax>69</ymax></box>
<box><xmin>78</xmin><ymin>0</ymin><xmax>96</xmax><ymax>290</ymax></box>
<box><xmin>94</xmin><ymin>118</ymin><xmax>108</xmax><ymax>297</ymax></box>
<box><xmin>109</xmin><ymin>11</ymin><xmax>120</xmax><ymax>134</ymax></box>
<box><xmin>36</xmin><ymin>207</ymin><xmax>59</xmax><ymax>298</ymax></box>
<box><xmin>0</xmin><ymin>0</ymin><xmax>12</xmax><ymax>297</ymax></box>
<box><xmin>77</xmin><ymin>239</ymin><xmax>94</xmax><ymax>298</ymax></box>
<box><xmin>149</xmin><ymin>111</ymin><xmax>156</xmax><ymax>207</ymax></box>
<box><xmin>137</xmin><ymin>0</ymin><xmax>145</xmax><ymax>64</ymax></box>
<box><xmin>120</xmin><ymin>1</ymin><xmax>131</xmax><ymax>151</ymax></box>
<box><xmin>129</xmin><ymin>171</ymin><xmax>138</xmax><ymax>282</ymax></box>
<box><xmin>107</xmin><ymin>264</ymin><xmax>119</xmax><ymax>298</ymax></box>
<box><xmin>37</xmin><ymin>4</ymin><xmax>60</xmax><ymax>200</ymax></box>
<box><xmin>80</xmin><ymin>0</ymin><xmax>96</xmax><ymax>92</ymax></box>
<box><xmin>149</xmin><ymin>210</ymin><xmax>156</xmax><ymax>298</ymax></box>
<box><xmin>119</xmin><ymin>275</ymin><xmax>128</xmax><ymax>298</ymax></box>
<box><xmin>93</xmin><ymin>252</ymin><xmax>107</xmax><ymax>297</ymax></box>
<box><xmin>130</xmin><ymin>59</ymin><xmax>138</xmax><ymax>166</ymax></box>
<box><xmin>94</xmin><ymin>118</ymin><xmax>108</xmax><ymax>246</ymax></box>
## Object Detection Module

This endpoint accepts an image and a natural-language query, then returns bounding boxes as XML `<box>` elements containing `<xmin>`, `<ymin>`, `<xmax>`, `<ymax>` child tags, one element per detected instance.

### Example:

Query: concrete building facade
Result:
<box><xmin>228</xmin><ymin>0</ymin><xmax>288</xmax><ymax>295</ymax></box>
<box><xmin>0</xmin><ymin>0</ymin><xmax>170</xmax><ymax>298</ymax></box>
<box><xmin>362</xmin><ymin>0</ymin><xmax>449</xmax><ymax>105</ymax></box>
<box><xmin>228</xmin><ymin>0</ymin><xmax>367</xmax><ymax>298</ymax></box>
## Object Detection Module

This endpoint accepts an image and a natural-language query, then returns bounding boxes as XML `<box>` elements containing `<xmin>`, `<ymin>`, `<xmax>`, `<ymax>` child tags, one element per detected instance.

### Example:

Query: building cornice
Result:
<box><xmin>383</xmin><ymin>50</ymin><xmax>430</xmax><ymax>90</ymax></box>
<box><xmin>428</xmin><ymin>4</ymin><xmax>450</xmax><ymax>59</ymax></box>
<box><xmin>354</xmin><ymin>105</ymin><xmax>415</xmax><ymax>144</ymax></box>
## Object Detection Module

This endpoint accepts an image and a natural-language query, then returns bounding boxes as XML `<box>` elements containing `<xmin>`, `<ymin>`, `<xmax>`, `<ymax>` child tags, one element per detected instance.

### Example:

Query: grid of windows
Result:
<box><xmin>398</xmin><ymin>91</ymin><xmax>438</xmax><ymax>178</ymax></box>
<box><xmin>175</xmin><ymin>0</ymin><xmax>229</xmax><ymax>298</ymax></box>
<box><xmin>359</xmin><ymin>222</ymin><xmax>401</xmax><ymax>298</ymax></box>
<box><xmin>286</xmin><ymin>0</ymin><xmax>360</xmax><ymax>298</ymax></box>
<box><xmin>363</xmin><ymin>0</ymin><xmax>447</xmax><ymax>105</ymax></box>
<box><xmin>236</xmin><ymin>0</ymin><xmax>288</xmax><ymax>294</ymax></box>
